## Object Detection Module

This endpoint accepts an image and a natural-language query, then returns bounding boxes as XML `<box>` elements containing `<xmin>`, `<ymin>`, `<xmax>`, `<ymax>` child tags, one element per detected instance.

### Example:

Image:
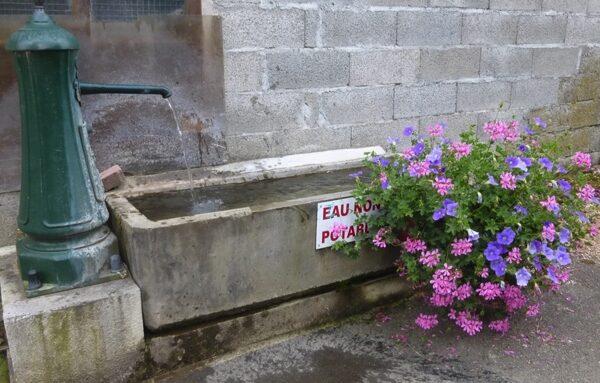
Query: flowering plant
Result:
<box><xmin>333</xmin><ymin>118</ymin><xmax>597</xmax><ymax>335</ymax></box>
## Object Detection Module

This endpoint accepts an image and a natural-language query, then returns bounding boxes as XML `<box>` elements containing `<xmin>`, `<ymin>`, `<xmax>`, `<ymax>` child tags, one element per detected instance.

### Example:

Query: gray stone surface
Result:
<box><xmin>0</xmin><ymin>192</ymin><xmax>18</xmax><ymax>248</ymax></box>
<box><xmin>224</xmin><ymin>51</ymin><xmax>263</xmax><ymax>93</ymax></box>
<box><xmin>566</xmin><ymin>16</ymin><xmax>600</xmax><ymax>44</ymax></box>
<box><xmin>267</xmin><ymin>50</ymin><xmax>350</xmax><ymax>89</ymax></box>
<box><xmin>107</xmin><ymin>162</ymin><xmax>397</xmax><ymax>329</ymax></box>
<box><xmin>396</xmin><ymin>10</ymin><xmax>462</xmax><ymax>47</ymax></box>
<box><xmin>221</xmin><ymin>8</ymin><xmax>305</xmax><ymax>49</ymax></box>
<box><xmin>349</xmin><ymin>120</ymin><xmax>415</xmax><ymax>148</ymax></box>
<box><xmin>419</xmin><ymin>47</ymin><xmax>481</xmax><ymax>80</ymax></box>
<box><xmin>0</xmin><ymin>247</ymin><xmax>144</xmax><ymax>383</ymax></box>
<box><xmin>462</xmin><ymin>13</ymin><xmax>518</xmax><ymax>45</ymax></box>
<box><xmin>349</xmin><ymin>49</ymin><xmax>419</xmax><ymax>86</ymax></box>
<box><xmin>429</xmin><ymin>0</ymin><xmax>490</xmax><ymax>8</ymax></box>
<box><xmin>224</xmin><ymin>92</ymin><xmax>318</xmax><ymax>135</ymax></box>
<box><xmin>457</xmin><ymin>82</ymin><xmax>512</xmax><ymax>112</ymax></box>
<box><xmin>511</xmin><ymin>78</ymin><xmax>560</xmax><ymax>109</ymax></box>
<box><xmin>517</xmin><ymin>14</ymin><xmax>568</xmax><ymax>44</ymax></box>
<box><xmin>321</xmin><ymin>86</ymin><xmax>394</xmax><ymax>124</ymax></box>
<box><xmin>533</xmin><ymin>47</ymin><xmax>581</xmax><ymax>77</ymax></box>
<box><xmin>590</xmin><ymin>0</ymin><xmax>600</xmax><ymax>13</ymax></box>
<box><xmin>320</xmin><ymin>11</ymin><xmax>397</xmax><ymax>47</ymax></box>
<box><xmin>304</xmin><ymin>10</ymin><xmax>319</xmax><ymax>48</ymax></box>
<box><xmin>542</xmin><ymin>0</ymin><xmax>587</xmax><ymax>12</ymax></box>
<box><xmin>367</xmin><ymin>0</ymin><xmax>427</xmax><ymax>5</ymax></box>
<box><xmin>481</xmin><ymin>47</ymin><xmax>533</xmax><ymax>78</ymax></box>
<box><xmin>490</xmin><ymin>0</ymin><xmax>541</xmax><ymax>10</ymax></box>
<box><xmin>394</xmin><ymin>83</ymin><xmax>457</xmax><ymax>118</ymax></box>
<box><xmin>419</xmin><ymin>112</ymin><xmax>479</xmax><ymax>140</ymax></box>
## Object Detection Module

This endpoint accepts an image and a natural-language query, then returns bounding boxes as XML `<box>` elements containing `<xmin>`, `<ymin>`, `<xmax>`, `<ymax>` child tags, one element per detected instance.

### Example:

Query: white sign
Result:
<box><xmin>316</xmin><ymin>196</ymin><xmax>381</xmax><ymax>250</ymax></box>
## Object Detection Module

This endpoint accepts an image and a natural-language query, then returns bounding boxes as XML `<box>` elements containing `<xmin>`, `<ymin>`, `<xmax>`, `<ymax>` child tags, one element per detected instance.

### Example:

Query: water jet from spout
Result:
<box><xmin>166</xmin><ymin>99</ymin><xmax>196</xmax><ymax>200</ymax></box>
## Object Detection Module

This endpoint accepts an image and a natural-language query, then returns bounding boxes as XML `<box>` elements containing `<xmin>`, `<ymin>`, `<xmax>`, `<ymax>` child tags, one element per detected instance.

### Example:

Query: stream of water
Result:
<box><xmin>165</xmin><ymin>98</ymin><xmax>196</xmax><ymax>199</ymax></box>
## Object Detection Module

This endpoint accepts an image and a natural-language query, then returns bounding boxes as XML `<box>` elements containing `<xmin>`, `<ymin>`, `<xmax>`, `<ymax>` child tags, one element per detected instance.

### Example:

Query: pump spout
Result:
<box><xmin>79</xmin><ymin>82</ymin><xmax>172</xmax><ymax>98</ymax></box>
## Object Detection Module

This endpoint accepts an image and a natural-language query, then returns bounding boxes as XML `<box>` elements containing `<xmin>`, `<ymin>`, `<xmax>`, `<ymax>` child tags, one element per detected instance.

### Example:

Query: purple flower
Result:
<box><xmin>506</xmin><ymin>156</ymin><xmax>528</xmax><ymax>171</ymax></box>
<box><xmin>484</xmin><ymin>242</ymin><xmax>505</xmax><ymax>261</ymax></box>
<box><xmin>496</xmin><ymin>227</ymin><xmax>516</xmax><ymax>246</ymax></box>
<box><xmin>542</xmin><ymin>243</ymin><xmax>555</xmax><ymax>261</ymax></box>
<box><xmin>443</xmin><ymin>199</ymin><xmax>458</xmax><ymax>217</ymax></box>
<box><xmin>514</xmin><ymin>205</ymin><xmax>528</xmax><ymax>215</ymax></box>
<box><xmin>433</xmin><ymin>208</ymin><xmax>446</xmax><ymax>221</ymax></box>
<box><xmin>487</xmin><ymin>174</ymin><xmax>498</xmax><ymax>186</ymax></box>
<box><xmin>349</xmin><ymin>170</ymin><xmax>363</xmax><ymax>178</ymax></box>
<box><xmin>528</xmin><ymin>240</ymin><xmax>543</xmax><ymax>255</ymax></box>
<box><xmin>558</xmin><ymin>179</ymin><xmax>572</xmax><ymax>195</ymax></box>
<box><xmin>370</xmin><ymin>156</ymin><xmax>390</xmax><ymax>167</ymax></box>
<box><xmin>403</xmin><ymin>126</ymin><xmax>414</xmax><ymax>137</ymax></box>
<box><xmin>516</xmin><ymin>268</ymin><xmax>532</xmax><ymax>287</ymax></box>
<box><xmin>518</xmin><ymin>144</ymin><xmax>529</xmax><ymax>152</ymax></box>
<box><xmin>533</xmin><ymin>117</ymin><xmax>547</xmax><ymax>128</ymax></box>
<box><xmin>559</xmin><ymin>228</ymin><xmax>570</xmax><ymax>244</ymax></box>
<box><xmin>387</xmin><ymin>137</ymin><xmax>401</xmax><ymax>145</ymax></box>
<box><xmin>490</xmin><ymin>258</ymin><xmax>507</xmax><ymax>277</ymax></box>
<box><xmin>413</xmin><ymin>142</ymin><xmax>425</xmax><ymax>156</ymax></box>
<box><xmin>555</xmin><ymin>246</ymin><xmax>571</xmax><ymax>266</ymax></box>
<box><xmin>574</xmin><ymin>211</ymin><xmax>590</xmax><ymax>224</ymax></box>
<box><xmin>426</xmin><ymin>147</ymin><xmax>442</xmax><ymax>166</ymax></box>
<box><xmin>556</xmin><ymin>165</ymin><xmax>568</xmax><ymax>174</ymax></box>
<box><xmin>548</xmin><ymin>267</ymin><xmax>559</xmax><ymax>284</ymax></box>
<box><xmin>521</xmin><ymin>157</ymin><xmax>533</xmax><ymax>167</ymax></box>
<box><xmin>467</xmin><ymin>229</ymin><xmax>479</xmax><ymax>242</ymax></box>
<box><xmin>533</xmin><ymin>256</ymin><xmax>542</xmax><ymax>271</ymax></box>
<box><xmin>539</xmin><ymin>157</ymin><xmax>553</xmax><ymax>171</ymax></box>
<box><xmin>524</xmin><ymin>125</ymin><xmax>535</xmax><ymax>135</ymax></box>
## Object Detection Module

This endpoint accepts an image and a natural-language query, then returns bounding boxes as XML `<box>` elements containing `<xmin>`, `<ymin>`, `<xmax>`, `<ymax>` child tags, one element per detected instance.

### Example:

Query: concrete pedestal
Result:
<box><xmin>0</xmin><ymin>246</ymin><xmax>145</xmax><ymax>383</ymax></box>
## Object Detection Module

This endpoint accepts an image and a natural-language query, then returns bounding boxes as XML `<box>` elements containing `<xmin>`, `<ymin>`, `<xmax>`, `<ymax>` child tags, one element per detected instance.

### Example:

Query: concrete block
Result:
<box><xmin>481</xmin><ymin>47</ymin><xmax>532</xmax><ymax>78</ymax></box>
<box><xmin>533</xmin><ymin>47</ymin><xmax>581</xmax><ymax>77</ymax></box>
<box><xmin>225</xmin><ymin>92</ymin><xmax>318</xmax><ymax>135</ymax></box>
<box><xmin>429</xmin><ymin>0</ymin><xmax>489</xmax><ymax>8</ymax></box>
<box><xmin>394</xmin><ymin>83</ymin><xmax>457</xmax><ymax>118</ymax></box>
<box><xmin>349</xmin><ymin>49</ymin><xmax>419</xmax><ymax>86</ymax></box>
<box><xmin>349</xmin><ymin>120</ymin><xmax>415</xmax><ymax>148</ymax></box>
<box><xmin>267</xmin><ymin>50</ymin><xmax>349</xmax><ymax>89</ymax></box>
<box><xmin>419</xmin><ymin>47</ymin><xmax>480</xmax><ymax>81</ymax></box>
<box><xmin>305</xmin><ymin>10</ymin><xmax>319</xmax><ymax>48</ymax></box>
<box><xmin>462</xmin><ymin>13</ymin><xmax>518</xmax><ymax>45</ymax></box>
<box><xmin>590</xmin><ymin>0</ymin><xmax>600</xmax><ymax>14</ymax></box>
<box><xmin>419</xmin><ymin>112</ymin><xmax>479</xmax><ymax>140</ymax></box>
<box><xmin>321</xmin><ymin>11</ymin><xmax>397</xmax><ymax>47</ymax></box>
<box><xmin>0</xmin><ymin>247</ymin><xmax>144</xmax><ymax>383</ymax></box>
<box><xmin>224</xmin><ymin>51</ymin><xmax>263</xmax><ymax>92</ymax></box>
<box><xmin>0</xmin><ymin>192</ymin><xmax>18</xmax><ymax>248</ymax></box>
<box><xmin>100</xmin><ymin>165</ymin><xmax>125</xmax><ymax>192</ymax></box>
<box><xmin>457</xmin><ymin>82</ymin><xmax>512</xmax><ymax>112</ymax></box>
<box><xmin>221</xmin><ymin>8</ymin><xmax>305</xmax><ymax>49</ymax></box>
<box><xmin>367</xmin><ymin>0</ymin><xmax>427</xmax><ymax>5</ymax></box>
<box><xmin>321</xmin><ymin>86</ymin><xmax>394</xmax><ymax>124</ymax></box>
<box><xmin>517</xmin><ymin>14</ymin><xmax>567</xmax><ymax>44</ymax></box>
<box><xmin>225</xmin><ymin>127</ymin><xmax>352</xmax><ymax>160</ymax></box>
<box><xmin>396</xmin><ymin>10</ymin><xmax>462</xmax><ymax>47</ymax></box>
<box><xmin>490</xmin><ymin>0</ymin><xmax>541</xmax><ymax>10</ymax></box>
<box><xmin>542</xmin><ymin>0</ymin><xmax>587</xmax><ymax>13</ymax></box>
<box><xmin>566</xmin><ymin>16</ymin><xmax>600</xmax><ymax>44</ymax></box>
<box><xmin>511</xmin><ymin>78</ymin><xmax>560</xmax><ymax>109</ymax></box>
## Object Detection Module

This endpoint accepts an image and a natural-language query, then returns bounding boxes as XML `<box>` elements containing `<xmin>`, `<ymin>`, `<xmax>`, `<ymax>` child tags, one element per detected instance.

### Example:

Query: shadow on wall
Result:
<box><xmin>0</xmin><ymin>9</ymin><xmax>225</xmax><ymax>194</ymax></box>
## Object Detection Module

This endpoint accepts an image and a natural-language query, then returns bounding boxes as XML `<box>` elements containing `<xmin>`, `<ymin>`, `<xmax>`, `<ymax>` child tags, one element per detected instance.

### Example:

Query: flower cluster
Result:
<box><xmin>334</xmin><ymin>116</ymin><xmax>596</xmax><ymax>336</ymax></box>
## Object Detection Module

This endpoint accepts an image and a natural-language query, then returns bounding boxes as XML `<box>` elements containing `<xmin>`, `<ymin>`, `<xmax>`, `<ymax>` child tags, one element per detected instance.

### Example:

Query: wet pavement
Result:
<box><xmin>154</xmin><ymin>260</ymin><xmax>600</xmax><ymax>383</ymax></box>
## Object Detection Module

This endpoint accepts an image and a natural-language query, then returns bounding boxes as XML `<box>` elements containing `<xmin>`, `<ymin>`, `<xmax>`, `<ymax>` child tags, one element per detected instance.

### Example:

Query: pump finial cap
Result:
<box><xmin>34</xmin><ymin>0</ymin><xmax>45</xmax><ymax>6</ymax></box>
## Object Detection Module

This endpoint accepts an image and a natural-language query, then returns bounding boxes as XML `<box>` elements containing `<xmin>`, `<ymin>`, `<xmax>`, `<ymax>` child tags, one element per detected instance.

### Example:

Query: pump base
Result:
<box><xmin>17</xmin><ymin>225</ymin><xmax>119</xmax><ymax>289</ymax></box>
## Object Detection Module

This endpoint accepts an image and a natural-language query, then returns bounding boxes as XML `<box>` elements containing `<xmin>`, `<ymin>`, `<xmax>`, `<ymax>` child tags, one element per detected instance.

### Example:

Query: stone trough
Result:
<box><xmin>106</xmin><ymin>147</ymin><xmax>399</xmax><ymax>330</ymax></box>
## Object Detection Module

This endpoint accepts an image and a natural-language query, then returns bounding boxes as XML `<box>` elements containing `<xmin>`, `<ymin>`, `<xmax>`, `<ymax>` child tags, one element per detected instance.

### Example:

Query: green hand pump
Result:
<box><xmin>6</xmin><ymin>0</ymin><xmax>172</xmax><ymax>289</ymax></box>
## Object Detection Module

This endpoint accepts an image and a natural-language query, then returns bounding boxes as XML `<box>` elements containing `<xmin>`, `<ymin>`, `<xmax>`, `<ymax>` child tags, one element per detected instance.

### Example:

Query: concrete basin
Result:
<box><xmin>107</xmin><ymin>147</ymin><xmax>394</xmax><ymax>330</ymax></box>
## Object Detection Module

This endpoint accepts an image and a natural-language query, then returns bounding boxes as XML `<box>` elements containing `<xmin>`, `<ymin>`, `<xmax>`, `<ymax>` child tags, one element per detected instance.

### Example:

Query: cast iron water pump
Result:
<box><xmin>6</xmin><ymin>0</ymin><xmax>171</xmax><ymax>289</ymax></box>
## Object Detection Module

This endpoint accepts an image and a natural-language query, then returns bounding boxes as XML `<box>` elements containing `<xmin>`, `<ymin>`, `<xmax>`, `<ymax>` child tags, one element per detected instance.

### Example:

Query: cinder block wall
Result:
<box><xmin>204</xmin><ymin>0</ymin><xmax>600</xmax><ymax>160</ymax></box>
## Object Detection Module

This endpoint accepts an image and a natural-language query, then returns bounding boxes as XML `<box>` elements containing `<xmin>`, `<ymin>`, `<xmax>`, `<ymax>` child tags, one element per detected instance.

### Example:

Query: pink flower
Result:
<box><xmin>577</xmin><ymin>184</ymin><xmax>596</xmax><ymax>203</ymax></box>
<box><xmin>572</xmin><ymin>151</ymin><xmax>592</xmax><ymax>170</ymax></box>
<box><xmin>331</xmin><ymin>222</ymin><xmax>348</xmax><ymax>238</ymax></box>
<box><xmin>504</xmin><ymin>121</ymin><xmax>519</xmax><ymax>142</ymax></box>
<box><xmin>542</xmin><ymin>222</ymin><xmax>555</xmax><ymax>242</ymax></box>
<box><xmin>476</xmin><ymin>282</ymin><xmax>502</xmax><ymax>301</ymax></box>
<box><xmin>526</xmin><ymin>304</ymin><xmax>540</xmax><ymax>317</ymax></box>
<box><xmin>503</xmin><ymin>285</ymin><xmax>527</xmax><ymax>313</ymax></box>
<box><xmin>478</xmin><ymin>267</ymin><xmax>489</xmax><ymax>278</ymax></box>
<box><xmin>540</xmin><ymin>196</ymin><xmax>560</xmax><ymax>213</ymax></box>
<box><xmin>500</xmin><ymin>172</ymin><xmax>517</xmax><ymax>190</ymax></box>
<box><xmin>403</xmin><ymin>237</ymin><xmax>427</xmax><ymax>253</ymax></box>
<box><xmin>455</xmin><ymin>311</ymin><xmax>483</xmax><ymax>336</ymax></box>
<box><xmin>408</xmin><ymin>161</ymin><xmax>432</xmax><ymax>177</ymax></box>
<box><xmin>373</xmin><ymin>228</ymin><xmax>387</xmax><ymax>248</ymax></box>
<box><xmin>427</xmin><ymin>123</ymin><xmax>445</xmax><ymax>137</ymax></box>
<box><xmin>453</xmin><ymin>283</ymin><xmax>472</xmax><ymax>301</ymax></box>
<box><xmin>591</xmin><ymin>224</ymin><xmax>599</xmax><ymax>237</ymax></box>
<box><xmin>449</xmin><ymin>142</ymin><xmax>472</xmax><ymax>159</ymax></box>
<box><xmin>483</xmin><ymin>120</ymin><xmax>509</xmax><ymax>141</ymax></box>
<box><xmin>419</xmin><ymin>249</ymin><xmax>441</xmax><ymax>268</ymax></box>
<box><xmin>431</xmin><ymin>264</ymin><xmax>457</xmax><ymax>295</ymax></box>
<box><xmin>507</xmin><ymin>247</ymin><xmax>522</xmax><ymax>264</ymax></box>
<box><xmin>489</xmin><ymin>318</ymin><xmax>510</xmax><ymax>334</ymax></box>
<box><xmin>451</xmin><ymin>238</ymin><xmax>472</xmax><ymax>256</ymax></box>
<box><xmin>415</xmin><ymin>313</ymin><xmax>439</xmax><ymax>330</ymax></box>
<box><xmin>433</xmin><ymin>176</ymin><xmax>454</xmax><ymax>196</ymax></box>
<box><xmin>402</xmin><ymin>147</ymin><xmax>416</xmax><ymax>160</ymax></box>
<box><xmin>430</xmin><ymin>293</ymin><xmax>454</xmax><ymax>307</ymax></box>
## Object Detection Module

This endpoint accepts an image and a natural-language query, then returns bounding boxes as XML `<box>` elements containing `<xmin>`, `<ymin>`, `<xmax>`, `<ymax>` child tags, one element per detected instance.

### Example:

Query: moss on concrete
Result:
<box><xmin>0</xmin><ymin>352</ymin><xmax>8</xmax><ymax>383</ymax></box>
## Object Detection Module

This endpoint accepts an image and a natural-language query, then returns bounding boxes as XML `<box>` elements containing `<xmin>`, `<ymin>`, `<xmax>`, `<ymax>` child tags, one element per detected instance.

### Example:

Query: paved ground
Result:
<box><xmin>155</xmin><ymin>258</ymin><xmax>600</xmax><ymax>383</ymax></box>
